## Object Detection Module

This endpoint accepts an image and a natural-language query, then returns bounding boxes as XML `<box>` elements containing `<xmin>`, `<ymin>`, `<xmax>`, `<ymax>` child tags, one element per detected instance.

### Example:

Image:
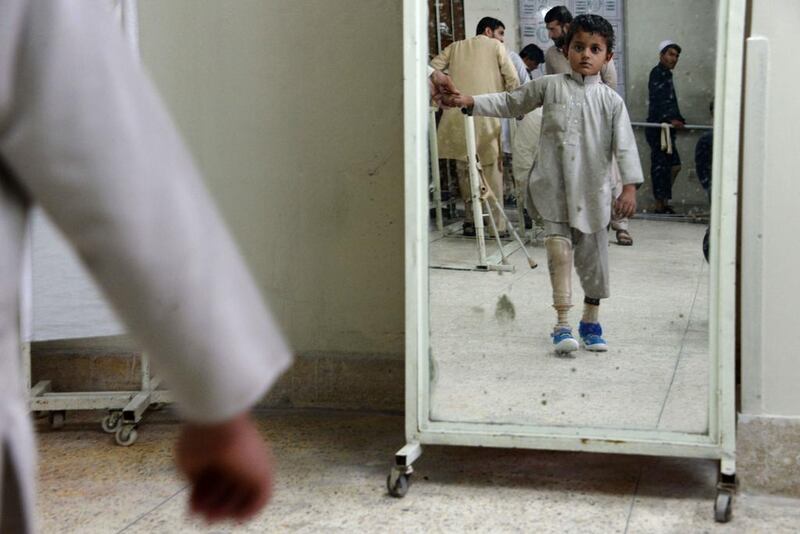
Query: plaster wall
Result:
<box><xmin>137</xmin><ymin>0</ymin><xmax>406</xmax><ymax>356</ymax></box>
<box><xmin>741</xmin><ymin>0</ymin><xmax>800</xmax><ymax>418</ymax></box>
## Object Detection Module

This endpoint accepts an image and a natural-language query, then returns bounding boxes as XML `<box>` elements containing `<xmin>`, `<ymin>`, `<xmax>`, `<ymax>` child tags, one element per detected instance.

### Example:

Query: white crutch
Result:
<box><xmin>429</xmin><ymin>107</ymin><xmax>444</xmax><ymax>232</ymax></box>
<box><xmin>463</xmin><ymin>109</ymin><xmax>537</xmax><ymax>271</ymax></box>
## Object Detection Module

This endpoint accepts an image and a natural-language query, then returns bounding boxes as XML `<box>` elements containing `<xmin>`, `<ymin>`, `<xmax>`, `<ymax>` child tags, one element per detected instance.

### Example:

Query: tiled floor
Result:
<box><xmin>429</xmin><ymin>219</ymin><xmax>709</xmax><ymax>433</ymax></box>
<box><xmin>35</xmin><ymin>409</ymin><xmax>800</xmax><ymax>533</ymax></box>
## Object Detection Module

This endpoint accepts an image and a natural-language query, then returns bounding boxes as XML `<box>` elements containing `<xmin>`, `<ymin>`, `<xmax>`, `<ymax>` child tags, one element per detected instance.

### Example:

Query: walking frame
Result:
<box><xmin>428</xmin><ymin>106</ymin><xmax>537</xmax><ymax>273</ymax></box>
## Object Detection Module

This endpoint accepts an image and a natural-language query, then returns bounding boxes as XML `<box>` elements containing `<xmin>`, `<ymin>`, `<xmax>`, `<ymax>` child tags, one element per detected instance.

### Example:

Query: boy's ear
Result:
<box><xmin>605</xmin><ymin>51</ymin><xmax>614</xmax><ymax>64</ymax></box>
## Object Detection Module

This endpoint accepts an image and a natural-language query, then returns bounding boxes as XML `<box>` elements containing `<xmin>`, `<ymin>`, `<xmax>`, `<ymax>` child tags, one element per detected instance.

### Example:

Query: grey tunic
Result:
<box><xmin>473</xmin><ymin>71</ymin><xmax>643</xmax><ymax>234</ymax></box>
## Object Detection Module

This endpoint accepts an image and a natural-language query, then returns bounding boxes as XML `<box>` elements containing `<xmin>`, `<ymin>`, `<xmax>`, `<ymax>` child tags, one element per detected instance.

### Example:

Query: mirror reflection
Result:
<box><xmin>427</xmin><ymin>1</ymin><xmax>717</xmax><ymax>432</ymax></box>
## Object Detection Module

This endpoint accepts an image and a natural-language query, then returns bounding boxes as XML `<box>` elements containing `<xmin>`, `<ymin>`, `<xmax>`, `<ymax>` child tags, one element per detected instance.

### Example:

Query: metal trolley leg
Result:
<box><xmin>714</xmin><ymin>458</ymin><xmax>736</xmax><ymax>522</ymax></box>
<box><xmin>387</xmin><ymin>442</ymin><xmax>422</xmax><ymax>498</ymax></box>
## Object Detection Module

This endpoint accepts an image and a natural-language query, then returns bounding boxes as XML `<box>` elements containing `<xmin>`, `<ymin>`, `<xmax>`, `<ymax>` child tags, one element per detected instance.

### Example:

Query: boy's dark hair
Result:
<box><xmin>476</xmin><ymin>17</ymin><xmax>505</xmax><ymax>36</ymax></box>
<box><xmin>544</xmin><ymin>6</ymin><xmax>573</xmax><ymax>25</ymax></box>
<box><xmin>520</xmin><ymin>43</ymin><xmax>545</xmax><ymax>64</ymax></box>
<box><xmin>564</xmin><ymin>14</ymin><xmax>615</xmax><ymax>53</ymax></box>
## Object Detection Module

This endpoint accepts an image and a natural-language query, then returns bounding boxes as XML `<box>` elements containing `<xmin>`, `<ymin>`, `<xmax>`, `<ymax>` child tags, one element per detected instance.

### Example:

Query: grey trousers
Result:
<box><xmin>1</xmin><ymin>446</ymin><xmax>28</xmax><ymax>534</ymax></box>
<box><xmin>544</xmin><ymin>221</ymin><xmax>610</xmax><ymax>299</ymax></box>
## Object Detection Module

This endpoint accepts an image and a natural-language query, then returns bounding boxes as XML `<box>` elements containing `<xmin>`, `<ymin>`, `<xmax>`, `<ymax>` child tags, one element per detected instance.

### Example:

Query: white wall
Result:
<box><xmin>137</xmin><ymin>1</ymin><xmax>405</xmax><ymax>356</ymax></box>
<box><xmin>625</xmin><ymin>0</ymin><xmax>717</xmax><ymax>211</ymax></box>
<box><xmin>741</xmin><ymin>0</ymin><xmax>800</xmax><ymax>418</ymax></box>
<box><xmin>465</xmin><ymin>0</ymin><xmax>522</xmax><ymax>51</ymax></box>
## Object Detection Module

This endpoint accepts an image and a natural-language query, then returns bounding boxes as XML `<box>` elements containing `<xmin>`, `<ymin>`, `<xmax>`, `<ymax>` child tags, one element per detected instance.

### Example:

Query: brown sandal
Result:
<box><xmin>616</xmin><ymin>229</ymin><xmax>633</xmax><ymax>246</ymax></box>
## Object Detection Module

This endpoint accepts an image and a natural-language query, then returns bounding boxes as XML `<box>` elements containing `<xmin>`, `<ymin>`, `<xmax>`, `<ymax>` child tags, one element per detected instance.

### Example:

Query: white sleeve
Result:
<box><xmin>0</xmin><ymin>1</ymin><xmax>292</xmax><ymax>423</ymax></box>
<box><xmin>612</xmin><ymin>99</ymin><xmax>645</xmax><ymax>186</ymax></box>
<box><xmin>473</xmin><ymin>78</ymin><xmax>546</xmax><ymax>119</ymax></box>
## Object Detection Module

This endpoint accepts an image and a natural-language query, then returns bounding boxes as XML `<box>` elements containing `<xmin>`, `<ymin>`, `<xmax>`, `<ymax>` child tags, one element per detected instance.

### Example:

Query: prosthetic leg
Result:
<box><xmin>464</xmin><ymin>109</ymin><xmax>537</xmax><ymax>272</ymax></box>
<box><xmin>545</xmin><ymin>235</ymin><xmax>578</xmax><ymax>353</ymax></box>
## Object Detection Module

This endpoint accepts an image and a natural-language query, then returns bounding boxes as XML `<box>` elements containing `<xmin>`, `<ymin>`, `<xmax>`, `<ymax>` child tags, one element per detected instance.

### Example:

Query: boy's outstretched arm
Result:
<box><xmin>472</xmin><ymin>78</ymin><xmax>545</xmax><ymax>119</ymax></box>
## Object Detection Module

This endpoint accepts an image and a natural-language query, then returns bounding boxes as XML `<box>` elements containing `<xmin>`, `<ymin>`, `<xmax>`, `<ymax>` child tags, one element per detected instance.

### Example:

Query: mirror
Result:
<box><xmin>427</xmin><ymin>0</ymin><xmax>718</xmax><ymax>434</ymax></box>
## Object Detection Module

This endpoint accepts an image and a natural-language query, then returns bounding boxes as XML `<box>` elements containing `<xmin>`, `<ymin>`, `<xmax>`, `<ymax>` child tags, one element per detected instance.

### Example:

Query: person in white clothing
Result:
<box><xmin>442</xmin><ymin>14</ymin><xmax>643</xmax><ymax>354</ymax></box>
<box><xmin>0</xmin><ymin>2</ymin><xmax>292</xmax><ymax>531</ymax></box>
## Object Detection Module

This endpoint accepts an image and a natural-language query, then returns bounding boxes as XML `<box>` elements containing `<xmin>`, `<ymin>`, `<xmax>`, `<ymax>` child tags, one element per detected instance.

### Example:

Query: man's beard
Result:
<box><xmin>554</xmin><ymin>35</ymin><xmax>566</xmax><ymax>49</ymax></box>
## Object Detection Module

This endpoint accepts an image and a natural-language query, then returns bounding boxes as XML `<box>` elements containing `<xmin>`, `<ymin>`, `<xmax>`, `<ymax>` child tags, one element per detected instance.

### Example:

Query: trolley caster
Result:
<box><xmin>48</xmin><ymin>411</ymin><xmax>66</xmax><ymax>430</ymax></box>
<box><xmin>714</xmin><ymin>490</ymin><xmax>733</xmax><ymax>522</ymax></box>
<box><xmin>387</xmin><ymin>467</ymin><xmax>412</xmax><ymax>498</ymax></box>
<box><xmin>714</xmin><ymin>471</ymin><xmax>736</xmax><ymax>523</ymax></box>
<box><xmin>115</xmin><ymin>425</ymin><xmax>138</xmax><ymax>447</ymax></box>
<box><xmin>101</xmin><ymin>411</ymin><xmax>123</xmax><ymax>434</ymax></box>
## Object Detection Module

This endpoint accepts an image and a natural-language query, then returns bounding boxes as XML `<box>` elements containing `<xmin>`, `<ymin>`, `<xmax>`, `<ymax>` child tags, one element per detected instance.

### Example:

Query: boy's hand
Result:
<box><xmin>176</xmin><ymin>413</ymin><xmax>274</xmax><ymax>524</ymax></box>
<box><xmin>614</xmin><ymin>185</ymin><xmax>637</xmax><ymax>219</ymax></box>
<box><xmin>439</xmin><ymin>93</ymin><xmax>474</xmax><ymax>109</ymax></box>
<box><xmin>670</xmin><ymin>119</ymin><xmax>685</xmax><ymax>129</ymax></box>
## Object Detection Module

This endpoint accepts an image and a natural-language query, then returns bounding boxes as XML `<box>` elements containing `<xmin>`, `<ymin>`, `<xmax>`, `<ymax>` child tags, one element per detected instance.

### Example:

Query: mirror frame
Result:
<box><xmin>403</xmin><ymin>0</ymin><xmax>744</xmax><ymax>471</ymax></box>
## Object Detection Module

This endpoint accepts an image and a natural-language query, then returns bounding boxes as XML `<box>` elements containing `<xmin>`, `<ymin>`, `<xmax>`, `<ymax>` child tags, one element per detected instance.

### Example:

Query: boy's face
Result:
<box><xmin>567</xmin><ymin>29</ymin><xmax>612</xmax><ymax>77</ymax></box>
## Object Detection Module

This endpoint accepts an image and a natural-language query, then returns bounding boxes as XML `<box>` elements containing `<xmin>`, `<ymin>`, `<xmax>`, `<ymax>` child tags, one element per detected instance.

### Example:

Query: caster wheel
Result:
<box><xmin>49</xmin><ymin>411</ymin><xmax>66</xmax><ymax>430</ymax></box>
<box><xmin>115</xmin><ymin>425</ymin><xmax>138</xmax><ymax>447</ymax></box>
<box><xmin>714</xmin><ymin>491</ymin><xmax>733</xmax><ymax>523</ymax></box>
<box><xmin>101</xmin><ymin>412</ymin><xmax>123</xmax><ymax>434</ymax></box>
<box><xmin>387</xmin><ymin>472</ymin><xmax>410</xmax><ymax>498</ymax></box>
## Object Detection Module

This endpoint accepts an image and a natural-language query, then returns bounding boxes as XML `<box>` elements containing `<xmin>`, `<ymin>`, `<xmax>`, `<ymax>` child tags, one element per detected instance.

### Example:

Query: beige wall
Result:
<box><xmin>137</xmin><ymin>1</ymin><xmax>405</xmax><ymax>356</ymax></box>
<box><xmin>741</xmin><ymin>0</ymin><xmax>800</xmax><ymax>417</ymax></box>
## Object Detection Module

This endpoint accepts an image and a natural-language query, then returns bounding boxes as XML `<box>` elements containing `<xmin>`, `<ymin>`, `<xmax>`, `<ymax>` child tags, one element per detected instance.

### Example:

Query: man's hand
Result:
<box><xmin>614</xmin><ymin>184</ymin><xmax>637</xmax><ymax>219</ymax></box>
<box><xmin>439</xmin><ymin>93</ymin><xmax>474</xmax><ymax>109</ymax></box>
<box><xmin>429</xmin><ymin>70</ymin><xmax>459</xmax><ymax>107</ymax></box>
<box><xmin>176</xmin><ymin>413</ymin><xmax>274</xmax><ymax>524</ymax></box>
<box><xmin>670</xmin><ymin>119</ymin><xmax>685</xmax><ymax>129</ymax></box>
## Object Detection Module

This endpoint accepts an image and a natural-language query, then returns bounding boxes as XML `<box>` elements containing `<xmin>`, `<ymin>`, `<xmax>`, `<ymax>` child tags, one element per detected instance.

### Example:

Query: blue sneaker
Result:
<box><xmin>552</xmin><ymin>327</ymin><xmax>579</xmax><ymax>353</ymax></box>
<box><xmin>579</xmin><ymin>321</ymin><xmax>608</xmax><ymax>352</ymax></box>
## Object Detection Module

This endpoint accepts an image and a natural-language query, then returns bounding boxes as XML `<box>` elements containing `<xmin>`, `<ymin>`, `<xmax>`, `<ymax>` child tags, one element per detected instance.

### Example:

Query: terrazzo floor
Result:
<box><xmin>34</xmin><ymin>409</ymin><xmax>800</xmax><ymax>533</ymax></box>
<box><xmin>428</xmin><ymin>219</ymin><xmax>710</xmax><ymax>433</ymax></box>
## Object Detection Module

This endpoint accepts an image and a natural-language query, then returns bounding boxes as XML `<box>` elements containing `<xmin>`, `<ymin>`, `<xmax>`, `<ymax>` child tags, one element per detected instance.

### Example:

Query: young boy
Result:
<box><xmin>442</xmin><ymin>14</ymin><xmax>643</xmax><ymax>353</ymax></box>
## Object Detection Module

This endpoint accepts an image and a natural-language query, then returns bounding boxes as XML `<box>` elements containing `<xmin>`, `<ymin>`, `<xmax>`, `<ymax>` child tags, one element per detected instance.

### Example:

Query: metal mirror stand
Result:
<box><xmin>391</xmin><ymin>0</ymin><xmax>745</xmax><ymax>523</ymax></box>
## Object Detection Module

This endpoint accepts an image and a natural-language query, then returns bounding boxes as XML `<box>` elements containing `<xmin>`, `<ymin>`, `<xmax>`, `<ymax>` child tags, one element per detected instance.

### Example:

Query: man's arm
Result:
<box><xmin>496</xmin><ymin>43</ymin><xmax>521</xmax><ymax>92</ymax></box>
<box><xmin>0</xmin><ymin>1</ymin><xmax>291</xmax><ymax>522</ymax></box>
<box><xmin>429</xmin><ymin>43</ymin><xmax>452</xmax><ymax>73</ymax></box>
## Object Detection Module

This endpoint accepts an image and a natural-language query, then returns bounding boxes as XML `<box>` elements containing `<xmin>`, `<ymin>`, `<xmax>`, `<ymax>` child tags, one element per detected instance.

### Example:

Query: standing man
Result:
<box><xmin>430</xmin><ymin>16</ymin><xmax>520</xmax><ymax>237</ymax></box>
<box><xmin>647</xmin><ymin>40</ymin><xmax>685</xmax><ymax>214</ymax></box>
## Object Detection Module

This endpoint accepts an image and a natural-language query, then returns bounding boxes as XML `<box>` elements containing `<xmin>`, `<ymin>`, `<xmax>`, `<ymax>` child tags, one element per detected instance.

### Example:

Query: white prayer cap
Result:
<box><xmin>658</xmin><ymin>39</ymin><xmax>681</xmax><ymax>54</ymax></box>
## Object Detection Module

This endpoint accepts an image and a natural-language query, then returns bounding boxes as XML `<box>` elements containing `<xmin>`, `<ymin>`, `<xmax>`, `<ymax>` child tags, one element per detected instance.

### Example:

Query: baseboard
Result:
<box><xmin>30</xmin><ymin>342</ymin><xmax>404</xmax><ymax>412</ymax></box>
<box><xmin>738</xmin><ymin>413</ymin><xmax>800</xmax><ymax>498</ymax></box>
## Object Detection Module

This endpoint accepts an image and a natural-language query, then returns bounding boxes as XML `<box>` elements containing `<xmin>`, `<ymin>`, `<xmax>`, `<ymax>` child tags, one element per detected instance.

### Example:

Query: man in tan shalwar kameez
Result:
<box><xmin>430</xmin><ymin>17</ymin><xmax>519</xmax><ymax>236</ymax></box>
